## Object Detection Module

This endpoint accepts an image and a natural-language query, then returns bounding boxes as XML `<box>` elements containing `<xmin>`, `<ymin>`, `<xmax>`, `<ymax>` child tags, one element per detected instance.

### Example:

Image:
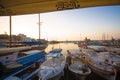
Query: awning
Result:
<box><xmin>0</xmin><ymin>0</ymin><xmax>120</xmax><ymax>16</ymax></box>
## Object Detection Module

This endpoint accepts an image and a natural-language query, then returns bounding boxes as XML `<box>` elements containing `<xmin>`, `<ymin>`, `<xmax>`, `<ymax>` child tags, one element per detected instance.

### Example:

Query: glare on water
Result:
<box><xmin>45</xmin><ymin>43</ymin><xmax>79</xmax><ymax>56</ymax></box>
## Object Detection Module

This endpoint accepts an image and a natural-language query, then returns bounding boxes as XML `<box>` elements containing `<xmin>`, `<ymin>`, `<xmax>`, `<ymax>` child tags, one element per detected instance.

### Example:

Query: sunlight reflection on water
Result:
<box><xmin>45</xmin><ymin>43</ymin><xmax>79</xmax><ymax>56</ymax></box>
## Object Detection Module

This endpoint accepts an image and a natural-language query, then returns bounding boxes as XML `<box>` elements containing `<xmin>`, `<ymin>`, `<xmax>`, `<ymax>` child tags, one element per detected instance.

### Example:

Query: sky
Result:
<box><xmin>0</xmin><ymin>6</ymin><xmax>120</xmax><ymax>41</ymax></box>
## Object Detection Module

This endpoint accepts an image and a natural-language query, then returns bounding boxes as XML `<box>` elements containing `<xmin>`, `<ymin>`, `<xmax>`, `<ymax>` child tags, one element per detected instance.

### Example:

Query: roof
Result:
<box><xmin>0</xmin><ymin>0</ymin><xmax>120</xmax><ymax>16</ymax></box>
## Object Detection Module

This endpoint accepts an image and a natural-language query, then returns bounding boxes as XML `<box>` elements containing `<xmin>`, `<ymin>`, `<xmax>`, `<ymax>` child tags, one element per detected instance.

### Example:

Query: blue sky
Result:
<box><xmin>0</xmin><ymin>5</ymin><xmax>120</xmax><ymax>41</ymax></box>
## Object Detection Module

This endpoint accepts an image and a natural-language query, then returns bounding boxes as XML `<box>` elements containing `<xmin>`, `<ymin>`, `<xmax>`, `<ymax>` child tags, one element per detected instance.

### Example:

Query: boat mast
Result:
<box><xmin>38</xmin><ymin>13</ymin><xmax>40</xmax><ymax>46</ymax></box>
<box><xmin>9</xmin><ymin>16</ymin><xmax>12</xmax><ymax>48</ymax></box>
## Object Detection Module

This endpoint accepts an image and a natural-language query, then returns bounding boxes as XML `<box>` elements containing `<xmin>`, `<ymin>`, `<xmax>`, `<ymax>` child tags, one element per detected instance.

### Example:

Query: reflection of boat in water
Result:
<box><xmin>0</xmin><ymin>50</ymin><xmax>46</xmax><ymax>80</ymax></box>
<box><xmin>38</xmin><ymin>48</ymin><xmax>65</xmax><ymax>80</ymax></box>
<box><xmin>67</xmin><ymin>50</ymin><xmax>91</xmax><ymax>80</ymax></box>
<box><xmin>81</xmin><ymin>49</ymin><xmax>117</xmax><ymax>80</ymax></box>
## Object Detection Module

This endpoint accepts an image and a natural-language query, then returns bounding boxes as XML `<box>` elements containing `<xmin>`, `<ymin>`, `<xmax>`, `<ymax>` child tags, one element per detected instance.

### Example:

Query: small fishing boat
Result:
<box><xmin>38</xmin><ymin>48</ymin><xmax>65</xmax><ymax>80</ymax></box>
<box><xmin>81</xmin><ymin>49</ymin><xmax>117</xmax><ymax>80</ymax></box>
<box><xmin>0</xmin><ymin>46</ymin><xmax>32</xmax><ymax>75</ymax></box>
<box><xmin>0</xmin><ymin>46</ymin><xmax>31</xmax><ymax>66</ymax></box>
<box><xmin>98</xmin><ymin>51</ymin><xmax>120</xmax><ymax>72</ymax></box>
<box><xmin>0</xmin><ymin>50</ymin><xmax>46</xmax><ymax>80</ymax></box>
<box><xmin>49</xmin><ymin>48</ymin><xmax>62</xmax><ymax>53</ymax></box>
<box><xmin>67</xmin><ymin>50</ymin><xmax>91</xmax><ymax>80</ymax></box>
<box><xmin>87</xmin><ymin>45</ymin><xmax>107</xmax><ymax>52</ymax></box>
<box><xmin>68</xmin><ymin>61</ymin><xmax>91</xmax><ymax>80</ymax></box>
<box><xmin>46</xmin><ymin>48</ymin><xmax>62</xmax><ymax>59</ymax></box>
<box><xmin>113</xmin><ymin>62</ymin><xmax>120</xmax><ymax>72</ymax></box>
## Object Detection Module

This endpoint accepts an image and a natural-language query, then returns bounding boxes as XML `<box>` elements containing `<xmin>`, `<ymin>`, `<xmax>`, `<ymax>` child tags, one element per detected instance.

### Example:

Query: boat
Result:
<box><xmin>46</xmin><ymin>48</ymin><xmax>62</xmax><ymax>59</ymax></box>
<box><xmin>67</xmin><ymin>50</ymin><xmax>91</xmax><ymax>80</ymax></box>
<box><xmin>0</xmin><ymin>46</ymin><xmax>31</xmax><ymax>66</ymax></box>
<box><xmin>23</xmin><ymin>41</ymin><xmax>48</xmax><ymax>50</ymax></box>
<box><xmin>0</xmin><ymin>50</ymin><xmax>46</xmax><ymax>80</ymax></box>
<box><xmin>30</xmin><ymin>44</ymin><xmax>48</xmax><ymax>50</ymax></box>
<box><xmin>68</xmin><ymin>61</ymin><xmax>91</xmax><ymax>80</ymax></box>
<box><xmin>113</xmin><ymin>62</ymin><xmax>120</xmax><ymax>72</ymax></box>
<box><xmin>81</xmin><ymin>49</ymin><xmax>117</xmax><ymax>80</ymax></box>
<box><xmin>38</xmin><ymin>48</ymin><xmax>65</xmax><ymax>80</ymax></box>
<box><xmin>48</xmin><ymin>48</ymin><xmax>62</xmax><ymax>53</ymax></box>
<box><xmin>87</xmin><ymin>45</ymin><xmax>107</xmax><ymax>52</ymax></box>
<box><xmin>98</xmin><ymin>51</ymin><xmax>120</xmax><ymax>72</ymax></box>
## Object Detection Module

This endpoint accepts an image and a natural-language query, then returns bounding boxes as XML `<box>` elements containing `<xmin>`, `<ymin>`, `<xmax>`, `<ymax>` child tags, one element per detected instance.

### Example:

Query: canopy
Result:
<box><xmin>0</xmin><ymin>0</ymin><xmax>120</xmax><ymax>16</ymax></box>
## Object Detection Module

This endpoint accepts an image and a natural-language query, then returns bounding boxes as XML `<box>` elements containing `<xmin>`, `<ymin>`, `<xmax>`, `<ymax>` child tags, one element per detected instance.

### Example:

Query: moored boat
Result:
<box><xmin>48</xmin><ymin>48</ymin><xmax>62</xmax><ymax>53</ymax></box>
<box><xmin>46</xmin><ymin>48</ymin><xmax>62</xmax><ymax>59</ymax></box>
<box><xmin>0</xmin><ymin>50</ymin><xmax>46</xmax><ymax>80</ymax></box>
<box><xmin>67</xmin><ymin>50</ymin><xmax>91</xmax><ymax>80</ymax></box>
<box><xmin>98</xmin><ymin>51</ymin><xmax>120</xmax><ymax>72</ymax></box>
<box><xmin>81</xmin><ymin>49</ymin><xmax>117</xmax><ymax>80</ymax></box>
<box><xmin>0</xmin><ymin>46</ymin><xmax>31</xmax><ymax>66</ymax></box>
<box><xmin>39</xmin><ymin>58</ymin><xmax>65</xmax><ymax>80</ymax></box>
<box><xmin>38</xmin><ymin>48</ymin><xmax>65</xmax><ymax>80</ymax></box>
<box><xmin>68</xmin><ymin>61</ymin><xmax>91</xmax><ymax>80</ymax></box>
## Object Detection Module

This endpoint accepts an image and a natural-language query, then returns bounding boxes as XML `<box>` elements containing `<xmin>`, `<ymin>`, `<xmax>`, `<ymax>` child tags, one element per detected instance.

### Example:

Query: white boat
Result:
<box><xmin>38</xmin><ymin>57</ymin><xmax>65</xmax><ymax>80</ymax></box>
<box><xmin>1</xmin><ymin>49</ymin><xmax>46</xmax><ymax>80</ymax></box>
<box><xmin>81</xmin><ymin>49</ymin><xmax>117</xmax><ymax>80</ymax></box>
<box><xmin>87</xmin><ymin>45</ymin><xmax>107</xmax><ymax>52</ymax></box>
<box><xmin>38</xmin><ymin>48</ymin><xmax>65</xmax><ymax>80</ymax></box>
<box><xmin>113</xmin><ymin>62</ymin><xmax>120</xmax><ymax>72</ymax></box>
<box><xmin>98</xmin><ymin>51</ymin><xmax>120</xmax><ymax>72</ymax></box>
<box><xmin>0</xmin><ymin>46</ymin><xmax>31</xmax><ymax>65</ymax></box>
<box><xmin>0</xmin><ymin>46</ymin><xmax>32</xmax><ymax>74</ymax></box>
<box><xmin>68</xmin><ymin>61</ymin><xmax>91</xmax><ymax>80</ymax></box>
<box><xmin>48</xmin><ymin>48</ymin><xmax>62</xmax><ymax>53</ymax></box>
<box><xmin>46</xmin><ymin>48</ymin><xmax>62</xmax><ymax>60</ymax></box>
<box><xmin>67</xmin><ymin>50</ymin><xmax>91</xmax><ymax>80</ymax></box>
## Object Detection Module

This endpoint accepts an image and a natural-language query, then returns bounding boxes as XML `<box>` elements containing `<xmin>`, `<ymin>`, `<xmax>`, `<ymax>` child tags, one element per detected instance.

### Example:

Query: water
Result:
<box><xmin>45</xmin><ymin>43</ymin><xmax>79</xmax><ymax>56</ymax></box>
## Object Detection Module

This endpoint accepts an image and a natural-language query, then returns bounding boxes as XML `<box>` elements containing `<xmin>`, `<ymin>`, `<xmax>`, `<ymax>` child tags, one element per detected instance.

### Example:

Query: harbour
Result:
<box><xmin>0</xmin><ymin>42</ymin><xmax>120</xmax><ymax>80</ymax></box>
<box><xmin>0</xmin><ymin>1</ymin><xmax>120</xmax><ymax>80</ymax></box>
<box><xmin>47</xmin><ymin>43</ymin><xmax>120</xmax><ymax>80</ymax></box>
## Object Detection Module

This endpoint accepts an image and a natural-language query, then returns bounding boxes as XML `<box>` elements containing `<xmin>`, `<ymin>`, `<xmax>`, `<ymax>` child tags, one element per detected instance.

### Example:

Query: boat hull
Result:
<box><xmin>87</xmin><ymin>62</ymin><xmax>116</xmax><ymax>80</ymax></box>
<box><xmin>39</xmin><ymin>58</ymin><xmax>65</xmax><ymax>80</ymax></box>
<box><xmin>113</xmin><ymin>62</ymin><xmax>120</xmax><ymax>72</ymax></box>
<box><xmin>68</xmin><ymin>61</ymin><xmax>91</xmax><ymax>80</ymax></box>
